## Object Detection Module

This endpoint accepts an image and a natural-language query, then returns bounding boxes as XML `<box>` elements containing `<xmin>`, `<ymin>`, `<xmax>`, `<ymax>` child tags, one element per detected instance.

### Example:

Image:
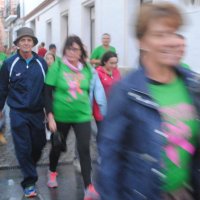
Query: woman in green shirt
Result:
<box><xmin>45</xmin><ymin>35</ymin><xmax>98</xmax><ymax>199</ymax></box>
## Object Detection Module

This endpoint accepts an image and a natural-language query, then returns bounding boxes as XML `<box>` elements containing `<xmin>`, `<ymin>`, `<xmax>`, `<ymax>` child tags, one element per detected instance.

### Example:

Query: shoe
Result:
<box><xmin>0</xmin><ymin>132</ymin><xmax>7</xmax><ymax>144</ymax></box>
<box><xmin>84</xmin><ymin>184</ymin><xmax>99</xmax><ymax>200</ymax></box>
<box><xmin>73</xmin><ymin>158</ymin><xmax>81</xmax><ymax>173</ymax></box>
<box><xmin>24</xmin><ymin>185</ymin><xmax>37</xmax><ymax>198</ymax></box>
<box><xmin>47</xmin><ymin>171</ymin><xmax>58</xmax><ymax>188</ymax></box>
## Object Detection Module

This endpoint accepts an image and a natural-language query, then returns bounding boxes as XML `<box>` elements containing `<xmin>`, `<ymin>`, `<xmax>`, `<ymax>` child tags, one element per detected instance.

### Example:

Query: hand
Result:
<box><xmin>48</xmin><ymin>113</ymin><xmax>57</xmax><ymax>133</ymax></box>
<box><xmin>0</xmin><ymin>111</ymin><xmax>3</xmax><ymax>119</ymax></box>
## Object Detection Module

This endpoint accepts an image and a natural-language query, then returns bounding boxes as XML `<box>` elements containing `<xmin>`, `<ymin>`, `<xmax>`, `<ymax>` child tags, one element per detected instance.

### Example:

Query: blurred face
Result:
<box><xmin>104</xmin><ymin>57</ymin><xmax>118</xmax><ymax>72</ymax></box>
<box><xmin>102</xmin><ymin>35</ymin><xmax>111</xmax><ymax>47</ymax></box>
<box><xmin>175</xmin><ymin>36</ymin><xmax>185</xmax><ymax>60</ymax></box>
<box><xmin>140</xmin><ymin>20</ymin><xmax>181</xmax><ymax>67</ymax></box>
<box><xmin>0</xmin><ymin>46</ymin><xmax>4</xmax><ymax>52</ymax></box>
<box><xmin>17</xmin><ymin>36</ymin><xmax>34</xmax><ymax>53</ymax></box>
<box><xmin>45</xmin><ymin>54</ymin><xmax>55</xmax><ymax>67</ymax></box>
<box><xmin>65</xmin><ymin>42</ymin><xmax>81</xmax><ymax>64</ymax></box>
<box><xmin>50</xmin><ymin>47</ymin><xmax>56</xmax><ymax>55</ymax></box>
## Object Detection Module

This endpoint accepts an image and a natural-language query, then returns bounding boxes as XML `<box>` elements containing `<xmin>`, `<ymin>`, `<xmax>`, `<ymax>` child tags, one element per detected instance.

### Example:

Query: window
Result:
<box><xmin>90</xmin><ymin>6</ymin><xmax>95</xmax><ymax>51</ymax></box>
<box><xmin>60</xmin><ymin>11</ymin><xmax>68</xmax><ymax>43</ymax></box>
<box><xmin>81</xmin><ymin>0</ymin><xmax>95</xmax><ymax>54</ymax></box>
<box><xmin>140</xmin><ymin>0</ymin><xmax>153</xmax><ymax>4</ymax></box>
<box><xmin>46</xmin><ymin>20</ymin><xmax>52</xmax><ymax>48</ymax></box>
<box><xmin>30</xmin><ymin>20</ymin><xmax>36</xmax><ymax>33</ymax></box>
<box><xmin>183</xmin><ymin>0</ymin><xmax>200</xmax><ymax>5</ymax></box>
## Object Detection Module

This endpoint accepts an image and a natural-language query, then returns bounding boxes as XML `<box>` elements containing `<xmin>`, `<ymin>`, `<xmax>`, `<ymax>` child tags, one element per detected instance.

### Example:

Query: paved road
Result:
<box><xmin>0</xmin><ymin>105</ymin><xmax>98</xmax><ymax>168</ymax></box>
<box><xmin>0</xmin><ymin>163</ymin><xmax>98</xmax><ymax>200</ymax></box>
<box><xmin>0</xmin><ymin>105</ymin><xmax>99</xmax><ymax>200</ymax></box>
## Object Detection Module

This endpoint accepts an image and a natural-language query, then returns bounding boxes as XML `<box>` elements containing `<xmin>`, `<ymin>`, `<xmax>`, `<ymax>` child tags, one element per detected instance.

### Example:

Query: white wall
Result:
<box><xmin>125</xmin><ymin>0</ymin><xmax>140</xmax><ymax>68</ymax></box>
<box><xmin>68</xmin><ymin>0</ymin><xmax>82</xmax><ymax>35</ymax></box>
<box><xmin>18</xmin><ymin>0</ymin><xmax>200</xmax><ymax>71</ymax></box>
<box><xmin>22</xmin><ymin>0</ymin><xmax>140</xmax><ymax>68</ymax></box>
<box><xmin>182</xmin><ymin>8</ymin><xmax>200</xmax><ymax>72</ymax></box>
<box><xmin>154</xmin><ymin>0</ymin><xmax>200</xmax><ymax>72</ymax></box>
<box><xmin>86</xmin><ymin>0</ymin><xmax>139</xmax><ymax>68</ymax></box>
<box><xmin>23</xmin><ymin>0</ymin><xmax>44</xmax><ymax>16</ymax></box>
<box><xmin>95</xmin><ymin>0</ymin><xmax>126</xmax><ymax>67</ymax></box>
<box><xmin>25</xmin><ymin>0</ymin><xmax>68</xmax><ymax>56</ymax></box>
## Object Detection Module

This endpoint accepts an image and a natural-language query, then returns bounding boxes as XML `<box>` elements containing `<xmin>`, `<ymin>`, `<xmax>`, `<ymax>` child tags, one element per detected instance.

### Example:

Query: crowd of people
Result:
<box><xmin>0</xmin><ymin>2</ymin><xmax>200</xmax><ymax>200</ymax></box>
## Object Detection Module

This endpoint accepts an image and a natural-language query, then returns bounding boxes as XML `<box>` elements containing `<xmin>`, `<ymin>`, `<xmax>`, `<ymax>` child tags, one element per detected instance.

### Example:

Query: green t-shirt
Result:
<box><xmin>90</xmin><ymin>45</ymin><xmax>116</xmax><ymax>65</ymax></box>
<box><xmin>45</xmin><ymin>60</ymin><xmax>92</xmax><ymax>123</ymax></box>
<box><xmin>0</xmin><ymin>52</ymin><xmax>7</xmax><ymax>69</ymax></box>
<box><xmin>149</xmin><ymin>76</ymin><xmax>200</xmax><ymax>192</ymax></box>
<box><xmin>55</xmin><ymin>55</ymin><xmax>61</xmax><ymax>63</ymax></box>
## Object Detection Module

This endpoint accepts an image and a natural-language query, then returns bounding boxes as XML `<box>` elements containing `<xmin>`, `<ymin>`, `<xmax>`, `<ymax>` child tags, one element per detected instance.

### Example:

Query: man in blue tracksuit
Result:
<box><xmin>0</xmin><ymin>27</ymin><xmax>48</xmax><ymax>198</ymax></box>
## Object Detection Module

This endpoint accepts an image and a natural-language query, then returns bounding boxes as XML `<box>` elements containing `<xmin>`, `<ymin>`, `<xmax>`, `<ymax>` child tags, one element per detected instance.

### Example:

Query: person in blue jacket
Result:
<box><xmin>0</xmin><ymin>27</ymin><xmax>48</xmax><ymax>198</ymax></box>
<box><xmin>98</xmin><ymin>3</ymin><xmax>200</xmax><ymax>200</ymax></box>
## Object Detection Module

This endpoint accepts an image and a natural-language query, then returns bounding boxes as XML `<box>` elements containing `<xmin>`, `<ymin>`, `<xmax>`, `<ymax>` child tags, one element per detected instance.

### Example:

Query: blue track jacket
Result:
<box><xmin>0</xmin><ymin>51</ymin><xmax>48</xmax><ymax>112</ymax></box>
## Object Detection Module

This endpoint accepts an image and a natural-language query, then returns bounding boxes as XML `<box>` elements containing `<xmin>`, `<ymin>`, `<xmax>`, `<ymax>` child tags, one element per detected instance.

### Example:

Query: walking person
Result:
<box><xmin>90</xmin><ymin>33</ymin><xmax>116</xmax><ymax>67</ymax></box>
<box><xmin>73</xmin><ymin>65</ymin><xmax>107</xmax><ymax>173</ymax></box>
<box><xmin>176</xmin><ymin>34</ymin><xmax>190</xmax><ymax>69</ymax></box>
<box><xmin>37</xmin><ymin>42</ymin><xmax>47</xmax><ymax>58</ymax></box>
<box><xmin>44</xmin><ymin>51</ymin><xmax>56</xmax><ymax>141</ymax></box>
<box><xmin>48</xmin><ymin>43</ymin><xmax>61</xmax><ymax>62</ymax></box>
<box><xmin>93</xmin><ymin>51</ymin><xmax>120</xmax><ymax>130</ymax></box>
<box><xmin>0</xmin><ymin>27</ymin><xmax>48</xmax><ymax>198</ymax></box>
<box><xmin>0</xmin><ymin>45</ymin><xmax>8</xmax><ymax>144</ymax></box>
<box><xmin>45</xmin><ymin>35</ymin><xmax>99</xmax><ymax>199</ymax></box>
<box><xmin>0</xmin><ymin>45</ymin><xmax>7</xmax><ymax>66</ymax></box>
<box><xmin>98</xmin><ymin>3</ymin><xmax>200</xmax><ymax>200</ymax></box>
<box><xmin>0</xmin><ymin>108</ymin><xmax>6</xmax><ymax>144</ymax></box>
<box><xmin>45</xmin><ymin>51</ymin><xmax>55</xmax><ymax>67</ymax></box>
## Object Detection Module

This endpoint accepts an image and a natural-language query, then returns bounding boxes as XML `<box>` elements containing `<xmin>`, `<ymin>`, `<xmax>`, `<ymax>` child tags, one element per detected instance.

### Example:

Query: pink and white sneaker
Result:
<box><xmin>47</xmin><ymin>171</ymin><xmax>58</xmax><ymax>188</ymax></box>
<box><xmin>84</xmin><ymin>184</ymin><xmax>100</xmax><ymax>200</ymax></box>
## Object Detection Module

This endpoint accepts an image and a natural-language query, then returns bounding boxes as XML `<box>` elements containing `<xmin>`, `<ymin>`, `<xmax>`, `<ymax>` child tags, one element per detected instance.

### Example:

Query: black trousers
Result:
<box><xmin>49</xmin><ymin>121</ymin><xmax>92</xmax><ymax>188</ymax></box>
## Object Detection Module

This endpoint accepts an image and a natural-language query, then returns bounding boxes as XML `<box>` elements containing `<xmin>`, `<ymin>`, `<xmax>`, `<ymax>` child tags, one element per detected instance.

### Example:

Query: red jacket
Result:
<box><xmin>93</xmin><ymin>66</ymin><xmax>121</xmax><ymax>121</ymax></box>
<box><xmin>38</xmin><ymin>47</ymin><xmax>47</xmax><ymax>58</ymax></box>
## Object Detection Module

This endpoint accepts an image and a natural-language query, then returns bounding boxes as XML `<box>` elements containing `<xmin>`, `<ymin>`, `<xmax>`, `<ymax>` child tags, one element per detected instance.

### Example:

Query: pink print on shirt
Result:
<box><xmin>63</xmin><ymin>72</ymin><xmax>84</xmax><ymax>99</ymax></box>
<box><xmin>160</xmin><ymin>103</ymin><xmax>197</xmax><ymax>166</ymax></box>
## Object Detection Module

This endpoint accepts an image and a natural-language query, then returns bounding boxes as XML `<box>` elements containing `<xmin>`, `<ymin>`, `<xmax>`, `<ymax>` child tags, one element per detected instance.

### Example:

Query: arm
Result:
<box><xmin>0</xmin><ymin>62</ymin><xmax>9</xmax><ymax>111</ymax></box>
<box><xmin>93</xmin><ymin>71</ymin><xmax>107</xmax><ymax>116</ymax></box>
<box><xmin>44</xmin><ymin>84</ymin><xmax>54</xmax><ymax>115</ymax></box>
<box><xmin>43</xmin><ymin>59</ymin><xmax>48</xmax><ymax>74</ymax></box>
<box><xmin>90</xmin><ymin>47</ymin><xmax>100</xmax><ymax>66</ymax></box>
<box><xmin>0</xmin><ymin>111</ymin><xmax>3</xmax><ymax>119</ymax></box>
<box><xmin>44</xmin><ymin>62</ymin><xmax>59</xmax><ymax>132</ymax></box>
<box><xmin>97</xmin><ymin>82</ymin><xmax>129</xmax><ymax>200</ymax></box>
<box><xmin>44</xmin><ymin>84</ymin><xmax>57</xmax><ymax>133</ymax></box>
<box><xmin>90</xmin><ymin>59</ymin><xmax>101</xmax><ymax>66</ymax></box>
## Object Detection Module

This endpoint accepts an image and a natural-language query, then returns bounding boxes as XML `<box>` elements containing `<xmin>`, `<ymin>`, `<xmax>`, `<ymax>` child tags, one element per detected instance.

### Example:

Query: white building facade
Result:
<box><xmin>12</xmin><ymin>0</ymin><xmax>200</xmax><ymax>72</ymax></box>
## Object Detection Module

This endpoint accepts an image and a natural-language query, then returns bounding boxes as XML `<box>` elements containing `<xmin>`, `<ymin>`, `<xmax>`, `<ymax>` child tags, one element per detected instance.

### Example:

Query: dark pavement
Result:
<box><xmin>0</xmin><ymin>105</ymin><xmax>99</xmax><ymax>200</ymax></box>
<box><xmin>0</xmin><ymin>163</ymin><xmax>98</xmax><ymax>200</ymax></box>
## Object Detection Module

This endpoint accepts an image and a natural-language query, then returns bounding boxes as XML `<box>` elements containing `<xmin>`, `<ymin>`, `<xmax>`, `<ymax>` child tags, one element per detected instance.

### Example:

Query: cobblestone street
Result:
<box><xmin>0</xmin><ymin>106</ymin><xmax>98</xmax><ymax>168</ymax></box>
<box><xmin>0</xmin><ymin>106</ymin><xmax>98</xmax><ymax>200</ymax></box>
<box><xmin>0</xmin><ymin>163</ymin><xmax>98</xmax><ymax>200</ymax></box>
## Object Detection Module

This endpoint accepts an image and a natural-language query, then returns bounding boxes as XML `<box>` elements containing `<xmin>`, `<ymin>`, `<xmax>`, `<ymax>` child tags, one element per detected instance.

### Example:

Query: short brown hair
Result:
<box><xmin>136</xmin><ymin>3</ymin><xmax>183</xmax><ymax>39</ymax></box>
